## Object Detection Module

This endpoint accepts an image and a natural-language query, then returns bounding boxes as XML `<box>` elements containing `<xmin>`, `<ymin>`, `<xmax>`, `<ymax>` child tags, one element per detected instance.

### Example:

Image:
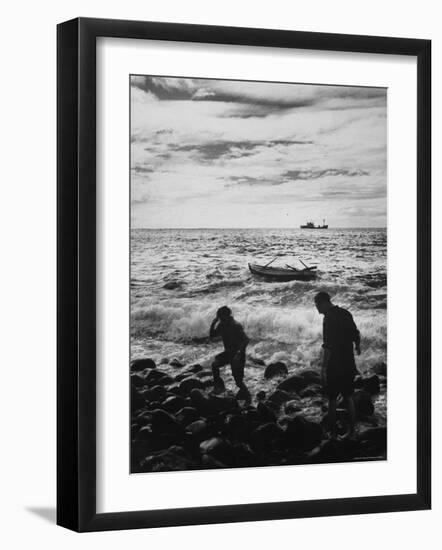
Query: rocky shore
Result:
<box><xmin>131</xmin><ymin>358</ymin><xmax>387</xmax><ymax>473</ymax></box>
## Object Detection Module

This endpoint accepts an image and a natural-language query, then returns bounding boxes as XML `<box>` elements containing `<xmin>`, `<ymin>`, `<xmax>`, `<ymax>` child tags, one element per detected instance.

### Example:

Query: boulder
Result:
<box><xmin>189</xmin><ymin>389</ymin><xmax>210</xmax><ymax>413</ymax></box>
<box><xmin>284</xmin><ymin>400</ymin><xmax>302</xmax><ymax>415</ymax></box>
<box><xmin>140</xmin><ymin>446</ymin><xmax>197</xmax><ymax>472</ymax></box>
<box><xmin>362</xmin><ymin>375</ymin><xmax>381</xmax><ymax>395</ymax></box>
<box><xmin>256</xmin><ymin>390</ymin><xmax>266</xmax><ymax>401</ymax></box>
<box><xmin>151</xmin><ymin>409</ymin><xmax>184</xmax><ymax>438</ymax></box>
<box><xmin>277</xmin><ymin>375</ymin><xmax>306</xmax><ymax>393</ymax></box>
<box><xmin>188</xmin><ymin>364</ymin><xmax>204</xmax><ymax>374</ymax></box>
<box><xmin>206</xmin><ymin>394</ymin><xmax>238</xmax><ymax>415</ymax></box>
<box><xmin>223</xmin><ymin>413</ymin><xmax>249</xmax><ymax>441</ymax></box>
<box><xmin>299</xmin><ymin>369</ymin><xmax>322</xmax><ymax>385</ymax></box>
<box><xmin>201</xmin><ymin>454</ymin><xmax>226</xmax><ymax>469</ymax></box>
<box><xmin>353</xmin><ymin>390</ymin><xmax>375</xmax><ymax>418</ymax></box>
<box><xmin>179</xmin><ymin>377</ymin><xmax>206</xmax><ymax>395</ymax></box>
<box><xmin>372</xmin><ymin>361</ymin><xmax>387</xmax><ymax>376</ymax></box>
<box><xmin>130</xmin><ymin>373</ymin><xmax>146</xmax><ymax>388</ymax></box>
<box><xmin>175</xmin><ymin>406</ymin><xmax>200</xmax><ymax>426</ymax></box>
<box><xmin>256</xmin><ymin>402</ymin><xmax>277</xmax><ymax>423</ymax></box>
<box><xmin>162</xmin><ymin>395</ymin><xmax>187</xmax><ymax>414</ymax></box>
<box><xmin>283</xmin><ymin>415</ymin><xmax>323</xmax><ymax>451</ymax></box>
<box><xmin>200</xmin><ymin>437</ymin><xmax>235</xmax><ymax>465</ymax></box>
<box><xmin>142</xmin><ymin>384</ymin><xmax>167</xmax><ymax>403</ymax></box>
<box><xmin>264</xmin><ymin>362</ymin><xmax>288</xmax><ymax>379</ymax></box>
<box><xmin>145</xmin><ymin>369</ymin><xmax>168</xmax><ymax>385</ymax></box>
<box><xmin>268</xmin><ymin>389</ymin><xmax>292</xmax><ymax>407</ymax></box>
<box><xmin>299</xmin><ymin>384</ymin><xmax>322</xmax><ymax>398</ymax></box>
<box><xmin>131</xmin><ymin>386</ymin><xmax>146</xmax><ymax>411</ymax></box>
<box><xmin>357</xmin><ymin>427</ymin><xmax>387</xmax><ymax>455</ymax></box>
<box><xmin>131</xmin><ymin>358</ymin><xmax>156</xmax><ymax>372</ymax></box>
<box><xmin>186</xmin><ymin>419</ymin><xmax>210</xmax><ymax>441</ymax></box>
<box><xmin>251</xmin><ymin>422</ymin><xmax>284</xmax><ymax>451</ymax></box>
<box><xmin>170</xmin><ymin>358</ymin><xmax>184</xmax><ymax>368</ymax></box>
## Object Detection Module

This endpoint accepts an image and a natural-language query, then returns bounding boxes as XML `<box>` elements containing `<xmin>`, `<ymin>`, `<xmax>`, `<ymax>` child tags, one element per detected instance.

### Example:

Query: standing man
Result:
<box><xmin>209</xmin><ymin>306</ymin><xmax>251</xmax><ymax>403</ymax></box>
<box><xmin>314</xmin><ymin>292</ymin><xmax>361</xmax><ymax>438</ymax></box>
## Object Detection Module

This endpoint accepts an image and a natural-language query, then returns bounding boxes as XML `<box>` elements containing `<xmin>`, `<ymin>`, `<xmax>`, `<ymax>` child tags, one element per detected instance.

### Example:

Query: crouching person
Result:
<box><xmin>209</xmin><ymin>306</ymin><xmax>251</xmax><ymax>403</ymax></box>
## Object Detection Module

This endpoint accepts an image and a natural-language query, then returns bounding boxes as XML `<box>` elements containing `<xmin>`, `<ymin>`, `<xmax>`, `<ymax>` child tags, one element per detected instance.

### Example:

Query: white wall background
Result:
<box><xmin>0</xmin><ymin>0</ymin><xmax>439</xmax><ymax>547</ymax></box>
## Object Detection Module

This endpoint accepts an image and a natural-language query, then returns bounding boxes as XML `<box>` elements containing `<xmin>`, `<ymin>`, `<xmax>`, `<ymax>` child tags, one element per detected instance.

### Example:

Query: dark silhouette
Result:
<box><xmin>209</xmin><ymin>306</ymin><xmax>251</xmax><ymax>403</ymax></box>
<box><xmin>314</xmin><ymin>291</ymin><xmax>361</xmax><ymax>438</ymax></box>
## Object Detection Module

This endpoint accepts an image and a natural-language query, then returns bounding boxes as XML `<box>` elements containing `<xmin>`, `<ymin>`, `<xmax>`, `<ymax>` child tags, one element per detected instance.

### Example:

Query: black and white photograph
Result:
<box><xmin>129</xmin><ymin>75</ymin><xmax>388</xmax><ymax>473</ymax></box>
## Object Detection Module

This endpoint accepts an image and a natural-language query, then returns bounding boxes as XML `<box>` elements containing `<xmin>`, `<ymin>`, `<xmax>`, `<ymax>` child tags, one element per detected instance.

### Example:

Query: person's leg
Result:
<box><xmin>212</xmin><ymin>353</ymin><xmax>227</xmax><ymax>393</ymax></box>
<box><xmin>344</xmin><ymin>394</ymin><xmax>356</xmax><ymax>438</ymax></box>
<box><xmin>328</xmin><ymin>397</ymin><xmax>337</xmax><ymax>439</ymax></box>
<box><xmin>231</xmin><ymin>350</ymin><xmax>251</xmax><ymax>403</ymax></box>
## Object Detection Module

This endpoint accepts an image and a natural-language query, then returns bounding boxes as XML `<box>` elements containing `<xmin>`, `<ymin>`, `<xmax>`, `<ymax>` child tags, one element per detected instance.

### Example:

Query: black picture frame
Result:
<box><xmin>57</xmin><ymin>17</ymin><xmax>431</xmax><ymax>532</ymax></box>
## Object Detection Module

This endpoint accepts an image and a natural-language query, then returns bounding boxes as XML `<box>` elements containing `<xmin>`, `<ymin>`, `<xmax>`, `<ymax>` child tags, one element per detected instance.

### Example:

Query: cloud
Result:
<box><xmin>130</xmin><ymin>76</ymin><xmax>387</xmax><ymax>228</ymax></box>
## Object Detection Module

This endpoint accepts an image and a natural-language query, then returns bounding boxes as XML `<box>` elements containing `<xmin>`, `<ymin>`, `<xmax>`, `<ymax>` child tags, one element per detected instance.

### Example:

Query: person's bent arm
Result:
<box><xmin>209</xmin><ymin>318</ymin><xmax>219</xmax><ymax>339</ymax></box>
<box><xmin>349</xmin><ymin>313</ymin><xmax>361</xmax><ymax>355</ymax></box>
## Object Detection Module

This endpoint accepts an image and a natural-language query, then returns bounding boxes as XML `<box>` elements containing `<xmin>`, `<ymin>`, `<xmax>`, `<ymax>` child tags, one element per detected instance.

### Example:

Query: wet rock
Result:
<box><xmin>250</xmin><ymin>356</ymin><xmax>266</xmax><ymax>366</ymax></box>
<box><xmin>162</xmin><ymin>395</ymin><xmax>187</xmax><ymax>414</ymax></box>
<box><xmin>170</xmin><ymin>359</ymin><xmax>184</xmax><ymax>368</ymax></box>
<box><xmin>283</xmin><ymin>416</ymin><xmax>322</xmax><ymax>451</ymax></box>
<box><xmin>299</xmin><ymin>384</ymin><xmax>322</xmax><ymax>398</ymax></box>
<box><xmin>131</xmin><ymin>358</ymin><xmax>156</xmax><ymax>372</ymax></box>
<box><xmin>277</xmin><ymin>375</ymin><xmax>305</xmax><ymax>393</ymax></box>
<box><xmin>230</xmin><ymin>443</ymin><xmax>257</xmax><ymax>467</ymax></box>
<box><xmin>131</xmin><ymin>386</ymin><xmax>146</xmax><ymax>411</ymax></box>
<box><xmin>189</xmin><ymin>389</ymin><xmax>210</xmax><ymax>413</ymax></box>
<box><xmin>268</xmin><ymin>389</ymin><xmax>292</xmax><ymax>407</ymax></box>
<box><xmin>130</xmin><ymin>373</ymin><xmax>146</xmax><ymax>388</ymax></box>
<box><xmin>160</xmin><ymin>357</ymin><xmax>169</xmax><ymax>365</ymax></box>
<box><xmin>142</xmin><ymin>385</ymin><xmax>167</xmax><ymax>403</ymax></box>
<box><xmin>372</xmin><ymin>361</ymin><xmax>387</xmax><ymax>376</ymax></box>
<box><xmin>145</xmin><ymin>369</ymin><xmax>168</xmax><ymax>385</ymax></box>
<box><xmin>357</xmin><ymin>427</ymin><xmax>387</xmax><ymax>455</ymax></box>
<box><xmin>188</xmin><ymin>364</ymin><xmax>204</xmax><ymax>374</ymax></box>
<box><xmin>207</xmin><ymin>394</ymin><xmax>238</xmax><ymax>415</ymax></box>
<box><xmin>201</xmin><ymin>454</ymin><xmax>226</xmax><ymax>469</ymax></box>
<box><xmin>307</xmin><ymin>437</ymin><xmax>358</xmax><ymax>462</ymax></box>
<box><xmin>256</xmin><ymin>390</ymin><xmax>266</xmax><ymax>401</ymax></box>
<box><xmin>256</xmin><ymin>402</ymin><xmax>277</xmax><ymax>423</ymax></box>
<box><xmin>140</xmin><ymin>446</ymin><xmax>196</xmax><ymax>472</ymax></box>
<box><xmin>299</xmin><ymin>369</ymin><xmax>321</xmax><ymax>385</ymax></box>
<box><xmin>362</xmin><ymin>375</ymin><xmax>381</xmax><ymax>395</ymax></box>
<box><xmin>200</xmin><ymin>437</ymin><xmax>235</xmax><ymax>465</ymax></box>
<box><xmin>251</xmin><ymin>422</ymin><xmax>284</xmax><ymax>451</ymax></box>
<box><xmin>175</xmin><ymin>406</ymin><xmax>200</xmax><ymax>426</ymax></box>
<box><xmin>284</xmin><ymin>400</ymin><xmax>302</xmax><ymax>414</ymax></box>
<box><xmin>151</xmin><ymin>409</ymin><xmax>184</xmax><ymax>438</ymax></box>
<box><xmin>186</xmin><ymin>419</ymin><xmax>210</xmax><ymax>441</ymax></box>
<box><xmin>353</xmin><ymin>390</ymin><xmax>375</xmax><ymax>418</ymax></box>
<box><xmin>223</xmin><ymin>413</ymin><xmax>248</xmax><ymax>441</ymax></box>
<box><xmin>174</xmin><ymin>372</ymin><xmax>190</xmax><ymax>382</ymax></box>
<box><xmin>264</xmin><ymin>362</ymin><xmax>288</xmax><ymax>379</ymax></box>
<box><xmin>179</xmin><ymin>377</ymin><xmax>206</xmax><ymax>395</ymax></box>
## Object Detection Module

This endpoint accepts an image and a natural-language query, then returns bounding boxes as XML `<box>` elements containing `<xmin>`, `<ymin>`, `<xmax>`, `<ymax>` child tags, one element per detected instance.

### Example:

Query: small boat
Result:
<box><xmin>248</xmin><ymin>263</ymin><xmax>317</xmax><ymax>281</ymax></box>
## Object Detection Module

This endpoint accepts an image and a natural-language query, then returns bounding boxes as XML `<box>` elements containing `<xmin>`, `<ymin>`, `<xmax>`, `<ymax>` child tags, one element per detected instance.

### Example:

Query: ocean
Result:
<box><xmin>130</xmin><ymin>228</ymin><xmax>386</xmax><ymax>409</ymax></box>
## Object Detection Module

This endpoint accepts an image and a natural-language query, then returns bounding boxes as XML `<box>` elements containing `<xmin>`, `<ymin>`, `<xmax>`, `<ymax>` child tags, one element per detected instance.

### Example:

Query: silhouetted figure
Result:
<box><xmin>209</xmin><ymin>306</ymin><xmax>251</xmax><ymax>403</ymax></box>
<box><xmin>314</xmin><ymin>291</ymin><xmax>361</xmax><ymax>438</ymax></box>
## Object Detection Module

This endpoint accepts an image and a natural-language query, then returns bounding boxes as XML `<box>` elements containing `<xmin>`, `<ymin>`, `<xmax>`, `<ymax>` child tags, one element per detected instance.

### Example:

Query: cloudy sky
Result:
<box><xmin>130</xmin><ymin>76</ymin><xmax>387</xmax><ymax>228</ymax></box>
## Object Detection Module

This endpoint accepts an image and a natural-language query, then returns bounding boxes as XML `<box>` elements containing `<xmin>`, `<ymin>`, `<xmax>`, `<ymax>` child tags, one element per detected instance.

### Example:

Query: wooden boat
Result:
<box><xmin>248</xmin><ymin>263</ymin><xmax>317</xmax><ymax>281</ymax></box>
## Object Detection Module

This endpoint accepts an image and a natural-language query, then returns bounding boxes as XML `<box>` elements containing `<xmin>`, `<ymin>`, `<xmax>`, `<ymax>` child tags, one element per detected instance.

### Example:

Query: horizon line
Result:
<box><xmin>131</xmin><ymin>226</ymin><xmax>387</xmax><ymax>230</ymax></box>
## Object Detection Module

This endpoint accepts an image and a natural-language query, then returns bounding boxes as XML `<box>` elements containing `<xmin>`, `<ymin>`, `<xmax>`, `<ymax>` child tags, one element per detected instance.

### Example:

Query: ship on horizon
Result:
<box><xmin>300</xmin><ymin>219</ymin><xmax>329</xmax><ymax>229</ymax></box>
